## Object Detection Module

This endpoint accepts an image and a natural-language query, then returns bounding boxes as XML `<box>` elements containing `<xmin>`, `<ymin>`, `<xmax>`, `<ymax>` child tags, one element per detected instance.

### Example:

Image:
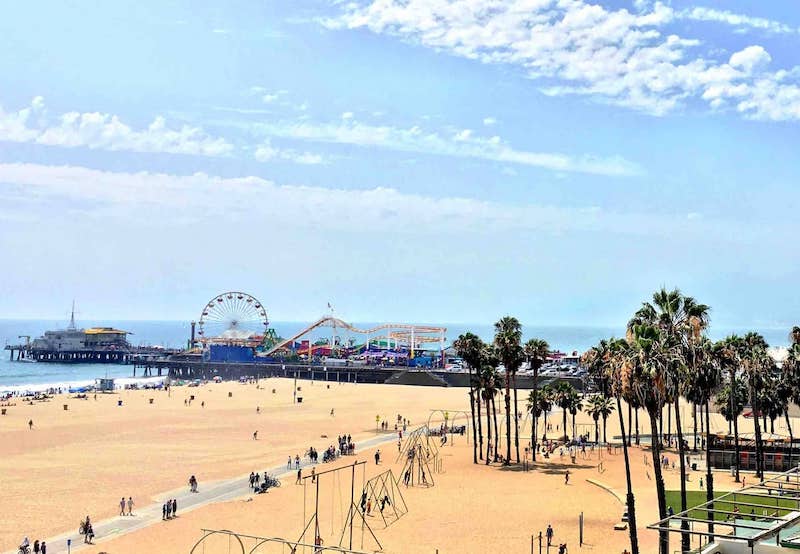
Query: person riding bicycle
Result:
<box><xmin>19</xmin><ymin>537</ymin><xmax>30</xmax><ymax>553</ymax></box>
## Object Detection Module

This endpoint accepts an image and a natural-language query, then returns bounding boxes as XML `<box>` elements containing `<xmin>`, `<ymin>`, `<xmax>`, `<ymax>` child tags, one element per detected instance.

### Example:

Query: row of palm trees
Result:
<box><xmin>454</xmin><ymin>289</ymin><xmax>800</xmax><ymax>554</ymax></box>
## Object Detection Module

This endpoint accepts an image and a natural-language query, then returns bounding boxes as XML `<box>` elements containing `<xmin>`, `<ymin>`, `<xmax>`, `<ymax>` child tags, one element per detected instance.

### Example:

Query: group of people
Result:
<box><xmin>161</xmin><ymin>498</ymin><xmax>178</xmax><ymax>520</ymax></box>
<box><xmin>78</xmin><ymin>516</ymin><xmax>94</xmax><ymax>543</ymax></box>
<box><xmin>17</xmin><ymin>538</ymin><xmax>46</xmax><ymax>553</ymax></box>
<box><xmin>118</xmin><ymin>496</ymin><xmax>135</xmax><ymax>516</ymax></box>
<box><xmin>545</xmin><ymin>524</ymin><xmax>568</xmax><ymax>553</ymax></box>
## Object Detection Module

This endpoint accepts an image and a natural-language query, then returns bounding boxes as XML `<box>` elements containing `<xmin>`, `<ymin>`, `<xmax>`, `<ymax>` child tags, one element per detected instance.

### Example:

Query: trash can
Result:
<box><xmin>691</xmin><ymin>462</ymin><xmax>697</xmax><ymax>471</ymax></box>
<box><xmin>149</xmin><ymin>398</ymin><xmax>154</xmax><ymax>404</ymax></box>
<box><xmin>117</xmin><ymin>400</ymin><xmax>123</xmax><ymax>407</ymax></box>
<box><xmin>272</xmin><ymin>388</ymin><xmax>276</xmax><ymax>394</ymax></box>
<box><xmin>228</xmin><ymin>391</ymin><xmax>233</xmax><ymax>398</ymax></box>
<box><xmin>1</xmin><ymin>408</ymin><xmax>6</xmax><ymax>415</ymax></box>
<box><xmin>63</xmin><ymin>404</ymin><xmax>68</xmax><ymax>411</ymax></box>
<box><xmin>297</xmin><ymin>397</ymin><xmax>303</xmax><ymax>403</ymax></box>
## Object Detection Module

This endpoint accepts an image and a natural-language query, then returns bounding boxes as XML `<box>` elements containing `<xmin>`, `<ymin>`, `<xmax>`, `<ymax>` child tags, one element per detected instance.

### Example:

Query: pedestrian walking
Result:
<box><xmin>296</xmin><ymin>468</ymin><xmax>302</xmax><ymax>484</ymax></box>
<box><xmin>28</xmin><ymin>419</ymin><xmax>33</xmax><ymax>430</ymax></box>
<box><xmin>127</xmin><ymin>496</ymin><xmax>134</xmax><ymax>516</ymax></box>
<box><xmin>253</xmin><ymin>430</ymin><xmax>258</xmax><ymax>440</ymax></box>
<box><xmin>375</xmin><ymin>449</ymin><xmax>381</xmax><ymax>465</ymax></box>
<box><xmin>172</xmin><ymin>498</ymin><xmax>177</xmax><ymax>517</ymax></box>
<box><xmin>120</xmin><ymin>497</ymin><xmax>126</xmax><ymax>515</ymax></box>
<box><xmin>162</xmin><ymin>503</ymin><xmax>167</xmax><ymax>520</ymax></box>
<box><xmin>288</xmin><ymin>456</ymin><xmax>292</xmax><ymax>469</ymax></box>
<box><xmin>565</xmin><ymin>470</ymin><xmax>570</xmax><ymax>485</ymax></box>
<box><xmin>311</xmin><ymin>467</ymin><xmax>316</xmax><ymax>483</ymax></box>
<box><xmin>40</xmin><ymin>541</ymin><xmax>46</xmax><ymax>554</ymax></box>
<box><xmin>546</xmin><ymin>524</ymin><xmax>554</xmax><ymax>546</ymax></box>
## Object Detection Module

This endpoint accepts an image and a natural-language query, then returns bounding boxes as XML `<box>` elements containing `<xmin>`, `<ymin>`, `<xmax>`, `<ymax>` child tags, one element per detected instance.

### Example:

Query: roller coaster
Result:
<box><xmin>264</xmin><ymin>316</ymin><xmax>447</xmax><ymax>359</ymax></box>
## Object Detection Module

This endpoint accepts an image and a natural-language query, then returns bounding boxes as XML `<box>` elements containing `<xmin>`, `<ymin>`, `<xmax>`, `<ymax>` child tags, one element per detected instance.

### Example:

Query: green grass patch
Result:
<box><xmin>665</xmin><ymin>490</ymin><xmax>800</xmax><ymax>522</ymax></box>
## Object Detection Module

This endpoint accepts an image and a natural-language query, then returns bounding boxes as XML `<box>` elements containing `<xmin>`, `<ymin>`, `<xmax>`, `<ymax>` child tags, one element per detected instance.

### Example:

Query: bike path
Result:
<box><xmin>8</xmin><ymin>432</ymin><xmax>400</xmax><ymax>554</ymax></box>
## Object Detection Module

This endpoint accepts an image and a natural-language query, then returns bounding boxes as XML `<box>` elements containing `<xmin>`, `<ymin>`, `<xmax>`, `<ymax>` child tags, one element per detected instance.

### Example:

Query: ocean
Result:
<box><xmin>0</xmin><ymin>319</ymin><xmax>792</xmax><ymax>392</ymax></box>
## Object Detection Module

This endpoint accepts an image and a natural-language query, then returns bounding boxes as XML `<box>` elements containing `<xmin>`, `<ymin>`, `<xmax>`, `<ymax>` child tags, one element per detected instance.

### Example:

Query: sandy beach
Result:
<box><xmin>1</xmin><ymin>378</ymin><xmax>766</xmax><ymax>553</ymax></box>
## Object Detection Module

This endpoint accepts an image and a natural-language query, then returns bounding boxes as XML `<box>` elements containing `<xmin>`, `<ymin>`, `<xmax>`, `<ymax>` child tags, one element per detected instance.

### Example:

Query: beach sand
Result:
<box><xmin>0</xmin><ymin>378</ymin><xmax>762</xmax><ymax>553</ymax></box>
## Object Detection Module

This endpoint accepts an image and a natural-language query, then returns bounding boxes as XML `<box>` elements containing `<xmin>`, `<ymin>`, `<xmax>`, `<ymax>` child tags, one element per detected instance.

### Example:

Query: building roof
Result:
<box><xmin>84</xmin><ymin>327</ymin><xmax>129</xmax><ymax>335</ymax></box>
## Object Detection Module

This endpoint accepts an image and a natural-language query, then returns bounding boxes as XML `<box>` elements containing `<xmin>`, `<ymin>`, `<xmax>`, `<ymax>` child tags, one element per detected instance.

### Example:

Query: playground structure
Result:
<box><xmin>397</xmin><ymin>426</ymin><xmax>442</xmax><ymax>487</ymax></box>
<box><xmin>264</xmin><ymin>316</ymin><xmax>447</xmax><ymax>365</ymax></box>
<box><xmin>426</xmin><ymin>409</ymin><xmax>470</xmax><ymax>447</ymax></box>
<box><xmin>189</xmin><ymin>529</ymin><xmax>371</xmax><ymax>554</ymax></box>
<box><xmin>296</xmin><ymin>461</ymin><xmax>383</xmax><ymax>553</ymax></box>
<box><xmin>357</xmin><ymin>470</ymin><xmax>408</xmax><ymax>529</ymax></box>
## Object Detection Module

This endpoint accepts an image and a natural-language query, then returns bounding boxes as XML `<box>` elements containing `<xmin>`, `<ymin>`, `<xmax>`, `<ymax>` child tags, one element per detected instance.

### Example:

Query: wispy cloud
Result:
<box><xmin>256</xmin><ymin>118</ymin><xmax>641</xmax><ymax>176</ymax></box>
<box><xmin>325</xmin><ymin>1</ymin><xmax>800</xmax><ymax>121</ymax></box>
<box><xmin>678</xmin><ymin>7</ymin><xmax>799</xmax><ymax>35</ymax></box>
<box><xmin>1</xmin><ymin>97</ymin><xmax>234</xmax><ymax>157</ymax></box>
<box><xmin>253</xmin><ymin>140</ymin><xmax>327</xmax><ymax>165</ymax></box>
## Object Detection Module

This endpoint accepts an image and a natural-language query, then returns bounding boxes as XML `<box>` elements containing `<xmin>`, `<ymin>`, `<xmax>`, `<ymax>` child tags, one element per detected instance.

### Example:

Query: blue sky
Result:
<box><xmin>1</xmin><ymin>0</ymin><xmax>799</xmax><ymax>329</ymax></box>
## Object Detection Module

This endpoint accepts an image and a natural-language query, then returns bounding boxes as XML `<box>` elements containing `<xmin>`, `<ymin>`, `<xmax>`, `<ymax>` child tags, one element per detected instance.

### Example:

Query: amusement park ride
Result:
<box><xmin>192</xmin><ymin>291</ymin><xmax>448</xmax><ymax>364</ymax></box>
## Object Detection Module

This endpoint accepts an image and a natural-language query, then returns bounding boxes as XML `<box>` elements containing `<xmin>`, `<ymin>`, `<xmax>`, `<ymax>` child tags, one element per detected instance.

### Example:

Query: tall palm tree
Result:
<box><xmin>494</xmin><ymin>316</ymin><xmax>524</xmax><ymax>464</ymax></box>
<box><xmin>454</xmin><ymin>332</ymin><xmax>484</xmax><ymax>464</ymax></box>
<box><xmin>628</xmin><ymin>288</ymin><xmax>709</xmax><ymax>554</ymax></box>
<box><xmin>480</xmin><ymin>363</ymin><xmax>500</xmax><ymax>464</ymax></box>
<box><xmin>626</xmin><ymin>322</ymin><xmax>671</xmax><ymax>554</ymax></box>
<box><xmin>782</xmin><ymin>327</ymin><xmax>800</xmax><ymax>467</ymax></box>
<box><xmin>528</xmin><ymin>385</ymin><xmax>553</xmax><ymax>458</ymax></box>
<box><xmin>607</xmin><ymin>338</ymin><xmax>641</xmax><ymax>554</ymax></box>
<box><xmin>741</xmin><ymin>332</ymin><xmax>771</xmax><ymax>478</ymax></box>
<box><xmin>553</xmin><ymin>381</ymin><xmax>577</xmax><ymax>441</ymax></box>
<box><xmin>538</xmin><ymin>384</ymin><xmax>554</xmax><ymax>442</ymax></box>
<box><xmin>524</xmin><ymin>338</ymin><xmax>550</xmax><ymax>461</ymax></box>
<box><xmin>568</xmin><ymin>389</ymin><xmax>584</xmax><ymax>441</ymax></box>
<box><xmin>584</xmin><ymin>394</ymin><xmax>616</xmax><ymax>443</ymax></box>
<box><xmin>716</xmin><ymin>336</ymin><xmax>743</xmax><ymax>482</ymax></box>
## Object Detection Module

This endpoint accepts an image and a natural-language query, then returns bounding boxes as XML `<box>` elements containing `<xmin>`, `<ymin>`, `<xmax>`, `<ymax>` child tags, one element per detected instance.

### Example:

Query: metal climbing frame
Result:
<box><xmin>189</xmin><ymin>528</ymin><xmax>371</xmax><ymax>554</ymax></box>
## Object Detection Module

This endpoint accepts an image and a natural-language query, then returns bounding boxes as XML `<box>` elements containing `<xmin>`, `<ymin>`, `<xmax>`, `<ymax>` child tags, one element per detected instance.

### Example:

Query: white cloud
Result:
<box><xmin>679</xmin><ymin>7</ymin><xmax>798</xmax><ymax>35</ymax></box>
<box><xmin>341</xmin><ymin>111</ymin><xmax>354</xmax><ymax>120</ymax></box>
<box><xmin>256</xmin><ymin>118</ymin><xmax>641</xmax><ymax>176</ymax></box>
<box><xmin>254</xmin><ymin>140</ymin><xmax>327</xmax><ymax>165</ymax></box>
<box><xmin>0</xmin><ymin>162</ymin><xmax>726</xmax><ymax>238</ymax></box>
<box><xmin>262</xmin><ymin>94</ymin><xmax>279</xmax><ymax>103</ymax></box>
<box><xmin>326</xmin><ymin>1</ymin><xmax>800</xmax><ymax>121</ymax></box>
<box><xmin>1</xmin><ymin>97</ymin><xmax>234</xmax><ymax>157</ymax></box>
<box><xmin>483</xmin><ymin>117</ymin><xmax>497</xmax><ymax>126</ymax></box>
<box><xmin>212</xmin><ymin>28</ymin><xmax>230</xmax><ymax>34</ymax></box>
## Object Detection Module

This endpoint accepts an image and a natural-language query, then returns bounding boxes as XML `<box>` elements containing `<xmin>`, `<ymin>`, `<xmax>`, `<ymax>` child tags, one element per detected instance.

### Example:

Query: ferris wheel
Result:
<box><xmin>197</xmin><ymin>291</ymin><xmax>268</xmax><ymax>341</ymax></box>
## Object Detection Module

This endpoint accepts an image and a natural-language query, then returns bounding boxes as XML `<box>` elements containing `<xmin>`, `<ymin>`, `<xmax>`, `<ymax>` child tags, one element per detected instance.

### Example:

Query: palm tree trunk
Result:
<box><xmin>705</xmin><ymin>400</ymin><xmax>715</xmax><ymax>541</ymax></box>
<box><xmin>603</xmin><ymin>413</ymin><xmax>608</xmax><ymax>443</ymax></box>
<box><xmin>649</xmin><ymin>409</ymin><xmax>669</xmax><ymax>554</ymax></box>
<box><xmin>733</xmin><ymin>405</ymin><xmax>741</xmax><ymax>482</ymax></box>
<box><xmin>693</xmin><ymin>403</ymin><xmax>698</xmax><ymax>452</ymax></box>
<box><xmin>674</xmin><ymin>396</ymin><xmax>690</xmax><ymax>553</ymax></box>
<box><xmin>468</xmin><ymin>369</ymin><xmax>478</xmax><ymax>464</ymax></box>
<box><xmin>485</xmin><ymin>396</ymin><xmax>492</xmax><ymax>465</ymax></box>
<box><xmin>752</xmin><ymin>381</ymin><xmax>764</xmax><ymax>478</ymax></box>
<box><xmin>504</xmin><ymin>375</ymin><xmax>512</xmax><ymax>465</ymax></box>
<box><xmin>594</xmin><ymin>417</ymin><xmax>599</xmax><ymax>443</ymax></box>
<box><xmin>512</xmin><ymin>372</ymin><xmax>520</xmax><ymax>464</ymax></box>
<box><xmin>476</xmin><ymin>390</ymin><xmax>484</xmax><ymax>461</ymax></box>
<box><xmin>628</xmin><ymin>402</ymin><xmax>632</xmax><ymax>446</ymax></box>
<box><xmin>770</xmin><ymin>417</ymin><xmax>775</xmax><ymax>434</ymax></box>
<box><xmin>635</xmin><ymin>408</ymin><xmax>640</xmax><ymax>445</ymax></box>
<box><xmin>667</xmin><ymin>403</ymin><xmax>672</xmax><ymax>445</ymax></box>
<box><xmin>492</xmin><ymin>395</ymin><xmax>500</xmax><ymax>462</ymax></box>
<box><xmin>562</xmin><ymin>408</ymin><xmax>568</xmax><ymax>441</ymax></box>
<box><xmin>532</xmin><ymin>367</ymin><xmax>539</xmax><ymax>462</ymax></box>
<box><xmin>659</xmin><ymin>406</ymin><xmax>664</xmax><ymax>447</ymax></box>
<box><xmin>617</xmin><ymin>396</ymin><xmax>639</xmax><ymax>554</ymax></box>
<box><xmin>786</xmin><ymin>412</ymin><xmax>794</xmax><ymax>470</ymax></box>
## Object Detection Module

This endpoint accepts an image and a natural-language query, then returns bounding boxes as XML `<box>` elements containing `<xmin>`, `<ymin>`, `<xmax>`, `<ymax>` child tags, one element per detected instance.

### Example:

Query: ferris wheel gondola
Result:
<box><xmin>197</xmin><ymin>291</ymin><xmax>268</xmax><ymax>342</ymax></box>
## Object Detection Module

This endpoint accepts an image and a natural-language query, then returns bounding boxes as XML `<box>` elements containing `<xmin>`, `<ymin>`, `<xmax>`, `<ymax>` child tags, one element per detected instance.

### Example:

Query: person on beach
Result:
<box><xmin>296</xmin><ymin>468</ymin><xmax>302</xmax><ymax>484</ymax></box>
<box><xmin>40</xmin><ymin>541</ymin><xmax>46</xmax><ymax>554</ymax></box>
<box><xmin>375</xmin><ymin>449</ymin><xmax>381</xmax><ymax>465</ymax></box>
<box><xmin>33</xmin><ymin>539</ymin><xmax>40</xmax><ymax>554</ymax></box>
<box><xmin>250</xmin><ymin>472</ymin><xmax>255</xmax><ymax>488</ymax></box>
<box><xmin>28</xmin><ymin>419</ymin><xmax>33</xmax><ymax>430</ymax></box>
<box><xmin>546</xmin><ymin>524</ymin><xmax>554</xmax><ymax>546</ymax></box>
<box><xmin>288</xmin><ymin>456</ymin><xmax>292</xmax><ymax>469</ymax></box>
<box><xmin>559</xmin><ymin>543</ymin><xmax>568</xmax><ymax>554</ymax></box>
<box><xmin>120</xmin><ymin>497</ymin><xmax>126</xmax><ymax>515</ymax></box>
<box><xmin>295</xmin><ymin>455</ymin><xmax>300</xmax><ymax>469</ymax></box>
<box><xmin>565</xmin><ymin>470</ymin><xmax>570</xmax><ymax>485</ymax></box>
<box><xmin>19</xmin><ymin>537</ymin><xmax>30</xmax><ymax>554</ymax></box>
<box><xmin>127</xmin><ymin>496</ymin><xmax>134</xmax><ymax>516</ymax></box>
<box><xmin>311</xmin><ymin>467</ymin><xmax>316</xmax><ymax>483</ymax></box>
<box><xmin>253</xmin><ymin>431</ymin><xmax>258</xmax><ymax>440</ymax></box>
<box><xmin>172</xmin><ymin>498</ymin><xmax>177</xmax><ymax>517</ymax></box>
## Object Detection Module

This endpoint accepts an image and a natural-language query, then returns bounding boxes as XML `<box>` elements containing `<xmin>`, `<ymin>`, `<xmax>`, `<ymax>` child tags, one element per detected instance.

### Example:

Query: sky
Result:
<box><xmin>1</xmin><ymin>0</ymin><xmax>799</xmax><ymax>329</ymax></box>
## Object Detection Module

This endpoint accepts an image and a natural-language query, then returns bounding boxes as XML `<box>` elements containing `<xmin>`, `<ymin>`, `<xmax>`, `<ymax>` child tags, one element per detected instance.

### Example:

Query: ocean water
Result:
<box><xmin>0</xmin><ymin>319</ymin><xmax>792</xmax><ymax>391</ymax></box>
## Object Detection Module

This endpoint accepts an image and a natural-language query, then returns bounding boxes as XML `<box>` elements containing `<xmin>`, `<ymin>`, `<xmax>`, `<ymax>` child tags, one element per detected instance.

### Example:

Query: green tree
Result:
<box><xmin>552</xmin><ymin>381</ymin><xmax>577</xmax><ymax>441</ymax></box>
<box><xmin>494</xmin><ymin>316</ymin><xmax>524</xmax><ymax>464</ymax></box>
<box><xmin>584</xmin><ymin>394</ymin><xmax>615</xmax><ymax>443</ymax></box>
<box><xmin>524</xmin><ymin>338</ymin><xmax>550</xmax><ymax>461</ymax></box>
<box><xmin>453</xmin><ymin>332</ymin><xmax>484</xmax><ymax>464</ymax></box>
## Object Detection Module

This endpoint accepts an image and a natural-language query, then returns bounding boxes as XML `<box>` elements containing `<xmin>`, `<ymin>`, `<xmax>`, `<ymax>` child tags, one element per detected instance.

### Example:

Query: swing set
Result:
<box><xmin>357</xmin><ymin>470</ymin><xmax>408</xmax><ymax>529</ymax></box>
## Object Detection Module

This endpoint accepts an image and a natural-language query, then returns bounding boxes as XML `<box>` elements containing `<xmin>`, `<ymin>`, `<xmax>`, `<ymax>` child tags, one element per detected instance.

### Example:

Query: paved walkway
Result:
<box><xmin>8</xmin><ymin>432</ymin><xmax>399</xmax><ymax>554</ymax></box>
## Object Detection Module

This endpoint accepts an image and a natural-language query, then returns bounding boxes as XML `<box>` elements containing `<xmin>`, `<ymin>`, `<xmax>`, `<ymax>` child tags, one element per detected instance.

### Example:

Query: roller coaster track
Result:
<box><xmin>264</xmin><ymin>316</ymin><xmax>446</xmax><ymax>356</ymax></box>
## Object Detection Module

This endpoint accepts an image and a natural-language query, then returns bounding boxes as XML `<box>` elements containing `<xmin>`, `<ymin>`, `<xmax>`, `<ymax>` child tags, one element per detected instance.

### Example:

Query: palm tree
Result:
<box><xmin>524</xmin><ymin>338</ymin><xmax>550</xmax><ymax>461</ymax></box>
<box><xmin>782</xmin><ymin>327</ymin><xmax>800</xmax><ymax>467</ymax></box>
<box><xmin>741</xmin><ymin>332</ymin><xmax>771</xmax><ymax>478</ymax></box>
<box><xmin>628</xmin><ymin>288</ymin><xmax>709</xmax><ymax>554</ymax></box>
<box><xmin>494</xmin><ymin>316</ymin><xmax>524</xmax><ymax>464</ymax></box>
<box><xmin>552</xmin><ymin>381</ymin><xmax>577</xmax><ymax>441</ymax></box>
<box><xmin>607</xmin><ymin>338</ymin><xmax>640</xmax><ymax>554</ymax></box>
<box><xmin>537</xmin><ymin>385</ymin><xmax>554</xmax><ymax>442</ymax></box>
<box><xmin>625</xmin><ymin>322</ymin><xmax>670</xmax><ymax>554</ymax></box>
<box><xmin>585</xmin><ymin>394</ymin><xmax>616</xmax><ymax>443</ymax></box>
<box><xmin>716</xmin><ymin>336</ymin><xmax>744</xmax><ymax>482</ymax></box>
<box><xmin>453</xmin><ymin>332</ymin><xmax>484</xmax><ymax>464</ymax></box>
<box><xmin>568</xmin><ymin>389</ymin><xmax>584</xmax><ymax>441</ymax></box>
<box><xmin>481</xmin><ymin>344</ymin><xmax>501</xmax><ymax>463</ymax></box>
